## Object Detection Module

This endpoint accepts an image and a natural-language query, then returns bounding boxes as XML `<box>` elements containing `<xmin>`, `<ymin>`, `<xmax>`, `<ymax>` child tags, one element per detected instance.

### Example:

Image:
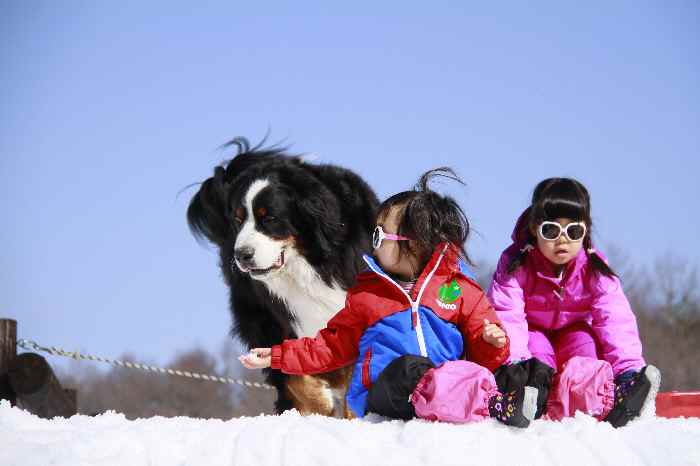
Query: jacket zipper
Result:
<box><xmin>551</xmin><ymin>270</ymin><xmax>565</xmax><ymax>327</ymax></box>
<box><xmin>365</xmin><ymin>246</ymin><xmax>447</xmax><ymax>358</ymax></box>
<box><xmin>361</xmin><ymin>348</ymin><xmax>372</xmax><ymax>388</ymax></box>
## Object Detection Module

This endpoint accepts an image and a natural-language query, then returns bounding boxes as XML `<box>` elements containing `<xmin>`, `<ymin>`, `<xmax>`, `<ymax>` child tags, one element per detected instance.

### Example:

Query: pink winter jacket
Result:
<box><xmin>486</xmin><ymin>210</ymin><xmax>645</xmax><ymax>376</ymax></box>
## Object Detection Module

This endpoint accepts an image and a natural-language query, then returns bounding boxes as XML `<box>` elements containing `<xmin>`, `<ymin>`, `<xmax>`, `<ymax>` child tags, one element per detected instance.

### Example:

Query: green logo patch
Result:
<box><xmin>438</xmin><ymin>279</ymin><xmax>462</xmax><ymax>304</ymax></box>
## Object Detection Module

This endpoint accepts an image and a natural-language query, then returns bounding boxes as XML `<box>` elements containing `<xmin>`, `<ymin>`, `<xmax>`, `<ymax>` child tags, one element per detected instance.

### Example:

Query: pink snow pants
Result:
<box><xmin>529</xmin><ymin>322</ymin><xmax>615</xmax><ymax>420</ymax></box>
<box><xmin>411</xmin><ymin>360</ymin><xmax>499</xmax><ymax>423</ymax></box>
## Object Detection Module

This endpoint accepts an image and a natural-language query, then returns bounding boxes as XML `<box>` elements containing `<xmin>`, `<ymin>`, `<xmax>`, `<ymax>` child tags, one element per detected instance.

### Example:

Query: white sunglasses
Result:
<box><xmin>538</xmin><ymin>221</ymin><xmax>587</xmax><ymax>242</ymax></box>
<box><xmin>372</xmin><ymin>225</ymin><xmax>411</xmax><ymax>249</ymax></box>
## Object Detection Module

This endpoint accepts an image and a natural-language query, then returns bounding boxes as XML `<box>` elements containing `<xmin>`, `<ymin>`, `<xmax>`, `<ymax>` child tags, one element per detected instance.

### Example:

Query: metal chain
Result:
<box><xmin>16</xmin><ymin>338</ymin><xmax>274</xmax><ymax>390</ymax></box>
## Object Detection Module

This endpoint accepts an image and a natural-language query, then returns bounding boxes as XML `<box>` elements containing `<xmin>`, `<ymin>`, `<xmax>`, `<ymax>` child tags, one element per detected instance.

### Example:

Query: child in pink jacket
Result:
<box><xmin>487</xmin><ymin>177</ymin><xmax>661</xmax><ymax>427</ymax></box>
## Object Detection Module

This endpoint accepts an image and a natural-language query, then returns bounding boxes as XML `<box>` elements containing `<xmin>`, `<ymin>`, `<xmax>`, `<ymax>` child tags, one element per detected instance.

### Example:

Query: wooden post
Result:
<box><xmin>9</xmin><ymin>352</ymin><xmax>77</xmax><ymax>418</ymax></box>
<box><xmin>63</xmin><ymin>388</ymin><xmax>78</xmax><ymax>412</ymax></box>
<box><xmin>0</xmin><ymin>318</ymin><xmax>17</xmax><ymax>405</ymax></box>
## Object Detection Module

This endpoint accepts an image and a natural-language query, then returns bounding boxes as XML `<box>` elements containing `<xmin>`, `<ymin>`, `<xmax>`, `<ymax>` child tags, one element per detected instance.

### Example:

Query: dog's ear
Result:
<box><xmin>305</xmin><ymin>164</ymin><xmax>379</xmax><ymax>246</ymax></box>
<box><xmin>188</xmin><ymin>137</ymin><xmax>285</xmax><ymax>247</ymax></box>
<box><xmin>187</xmin><ymin>166</ymin><xmax>231</xmax><ymax>247</ymax></box>
<box><xmin>294</xmin><ymin>192</ymin><xmax>345</xmax><ymax>262</ymax></box>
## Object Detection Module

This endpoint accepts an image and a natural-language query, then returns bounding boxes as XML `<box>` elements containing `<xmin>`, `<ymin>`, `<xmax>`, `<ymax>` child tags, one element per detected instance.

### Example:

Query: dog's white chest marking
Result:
<box><xmin>289</xmin><ymin>287</ymin><xmax>346</xmax><ymax>338</ymax></box>
<box><xmin>264</xmin><ymin>258</ymin><xmax>347</xmax><ymax>338</ymax></box>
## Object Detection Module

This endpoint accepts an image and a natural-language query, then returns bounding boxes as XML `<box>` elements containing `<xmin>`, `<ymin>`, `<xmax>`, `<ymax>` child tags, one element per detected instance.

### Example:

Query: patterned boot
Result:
<box><xmin>488</xmin><ymin>386</ymin><xmax>538</xmax><ymax>428</ymax></box>
<box><xmin>494</xmin><ymin>358</ymin><xmax>554</xmax><ymax>420</ymax></box>
<box><xmin>604</xmin><ymin>365</ymin><xmax>661</xmax><ymax>428</ymax></box>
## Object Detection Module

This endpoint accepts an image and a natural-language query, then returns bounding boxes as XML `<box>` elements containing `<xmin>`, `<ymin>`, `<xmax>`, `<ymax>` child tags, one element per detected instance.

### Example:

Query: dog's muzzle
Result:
<box><xmin>233</xmin><ymin>247</ymin><xmax>285</xmax><ymax>277</ymax></box>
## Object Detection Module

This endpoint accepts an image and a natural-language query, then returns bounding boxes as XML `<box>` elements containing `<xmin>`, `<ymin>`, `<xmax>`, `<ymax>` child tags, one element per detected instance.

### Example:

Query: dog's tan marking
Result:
<box><xmin>285</xmin><ymin>366</ymin><xmax>354</xmax><ymax>418</ymax></box>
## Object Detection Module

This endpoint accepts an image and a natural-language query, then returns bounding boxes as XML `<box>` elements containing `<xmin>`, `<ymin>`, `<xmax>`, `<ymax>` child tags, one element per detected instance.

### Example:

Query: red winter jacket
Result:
<box><xmin>270</xmin><ymin>243</ymin><xmax>510</xmax><ymax>417</ymax></box>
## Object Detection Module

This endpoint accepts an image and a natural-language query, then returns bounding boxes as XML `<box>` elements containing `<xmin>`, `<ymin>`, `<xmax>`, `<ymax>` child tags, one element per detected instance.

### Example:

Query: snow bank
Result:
<box><xmin>2</xmin><ymin>400</ymin><xmax>699</xmax><ymax>466</ymax></box>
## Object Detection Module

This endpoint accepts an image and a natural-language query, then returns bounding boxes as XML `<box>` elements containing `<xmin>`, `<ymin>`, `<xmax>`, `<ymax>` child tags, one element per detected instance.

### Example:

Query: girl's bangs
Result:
<box><xmin>531</xmin><ymin>178</ymin><xmax>590</xmax><ymax>224</ymax></box>
<box><xmin>537</xmin><ymin>198</ymin><xmax>587</xmax><ymax>223</ymax></box>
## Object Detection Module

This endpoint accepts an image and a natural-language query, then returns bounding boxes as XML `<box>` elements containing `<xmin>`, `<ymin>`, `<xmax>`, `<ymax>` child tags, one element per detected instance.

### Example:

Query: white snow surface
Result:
<box><xmin>2</xmin><ymin>400</ymin><xmax>699</xmax><ymax>466</ymax></box>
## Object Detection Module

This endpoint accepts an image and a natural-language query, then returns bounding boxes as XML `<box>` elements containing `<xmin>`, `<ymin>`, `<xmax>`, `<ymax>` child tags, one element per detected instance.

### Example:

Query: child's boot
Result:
<box><xmin>524</xmin><ymin>357</ymin><xmax>555</xmax><ymax>419</ymax></box>
<box><xmin>488</xmin><ymin>386</ymin><xmax>538</xmax><ymax>428</ymax></box>
<box><xmin>494</xmin><ymin>358</ymin><xmax>554</xmax><ymax>420</ymax></box>
<box><xmin>604</xmin><ymin>365</ymin><xmax>661</xmax><ymax>428</ymax></box>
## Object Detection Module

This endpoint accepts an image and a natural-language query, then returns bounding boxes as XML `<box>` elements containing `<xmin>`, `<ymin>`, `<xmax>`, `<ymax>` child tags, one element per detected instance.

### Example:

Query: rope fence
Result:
<box><xmin>16</xmin><ymin>338</ymin><xmax>275</xmax><ymax>390</ymax></box>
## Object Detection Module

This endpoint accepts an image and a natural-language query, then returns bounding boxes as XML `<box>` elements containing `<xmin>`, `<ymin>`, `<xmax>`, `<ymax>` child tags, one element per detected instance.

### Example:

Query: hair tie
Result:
<box><xmin>520</xmin><ymin>244</ymin><xmax>534</xmax><ymax>253</ymax></box>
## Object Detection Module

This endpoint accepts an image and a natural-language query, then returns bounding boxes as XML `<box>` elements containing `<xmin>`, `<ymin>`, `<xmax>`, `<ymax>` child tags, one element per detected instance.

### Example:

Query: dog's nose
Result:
<box><xmin>234</xmin><ymin>246</ymin><xmax>256</xmax><ymax>265</ymax></box>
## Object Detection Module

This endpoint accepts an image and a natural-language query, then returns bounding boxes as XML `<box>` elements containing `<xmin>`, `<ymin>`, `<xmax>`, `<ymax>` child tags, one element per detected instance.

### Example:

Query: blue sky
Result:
<box><xmin>2</xmin><ymin>2</ymin><xmax>698</xmax><ymax>369</ymax></box>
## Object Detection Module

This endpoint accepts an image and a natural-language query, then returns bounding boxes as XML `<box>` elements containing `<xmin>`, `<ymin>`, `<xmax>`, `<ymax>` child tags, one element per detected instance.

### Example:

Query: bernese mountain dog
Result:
<box><xmin>187</xmin><ymin>137</ymin><xmax>379</xmax><ymax>416</ymax></box>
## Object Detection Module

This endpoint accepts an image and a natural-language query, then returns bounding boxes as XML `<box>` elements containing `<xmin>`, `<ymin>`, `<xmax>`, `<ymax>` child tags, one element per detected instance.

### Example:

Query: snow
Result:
<box><xmin>2</xmin><ymin>400</ymin><xmax>699</xmax><ymax>466</ymax></box>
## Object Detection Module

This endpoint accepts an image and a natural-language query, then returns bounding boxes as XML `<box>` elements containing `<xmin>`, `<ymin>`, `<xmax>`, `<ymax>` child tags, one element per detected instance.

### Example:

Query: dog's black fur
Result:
<box><xmin>187</xmin><ymin>138</ymin><xmax>378</xmax><ymax>413</ymax></box>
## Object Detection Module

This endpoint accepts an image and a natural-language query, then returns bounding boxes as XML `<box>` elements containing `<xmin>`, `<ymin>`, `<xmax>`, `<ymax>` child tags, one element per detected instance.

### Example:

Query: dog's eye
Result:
<box><xmin>262</xmin><ymin>215</ymin><xmax>278</xmax><ymax>225</ymax></box>
<box><xmin>234</xmin><ymin>207</ymin><xmax>246</xmax><ymax>225</ymax></box>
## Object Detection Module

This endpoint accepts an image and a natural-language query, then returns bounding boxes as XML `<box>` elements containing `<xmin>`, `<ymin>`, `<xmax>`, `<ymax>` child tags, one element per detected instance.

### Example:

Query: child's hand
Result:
<box><xmin>238</xmin><ymin>348</ymin><xmax>272</xmax><ymax>369</ymax></box>
<box><xmin>482</xmin><ymin>319</ymin><xmax>507</xmax><ymax>348</ymax></box>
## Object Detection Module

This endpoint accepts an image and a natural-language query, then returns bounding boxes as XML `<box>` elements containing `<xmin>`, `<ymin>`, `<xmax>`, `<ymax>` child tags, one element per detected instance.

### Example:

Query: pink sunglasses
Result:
<box><xmin>372</xmin><ymin>225</ymin><xmax>411</xmax><ymax>249</ymax></box>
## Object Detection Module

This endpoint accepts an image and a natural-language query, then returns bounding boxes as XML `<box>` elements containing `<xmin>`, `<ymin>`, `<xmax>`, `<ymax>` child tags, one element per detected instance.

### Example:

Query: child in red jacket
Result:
<box><xmin>241</xmin><ymin>168</ymin><xmax>538</xmax><ymax>427</ymax></box>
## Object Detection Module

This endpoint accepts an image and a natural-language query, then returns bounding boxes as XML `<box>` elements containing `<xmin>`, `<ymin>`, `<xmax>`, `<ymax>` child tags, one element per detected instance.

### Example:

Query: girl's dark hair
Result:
<box><xmin>377</xmin><ymin>167</ymin><xmax>472</xmax><ymax>272</ymax></box>
<box><xmin>507</xmin><ymin>177</ymin><xmax>616</xmax><ymax>277</ymax></box>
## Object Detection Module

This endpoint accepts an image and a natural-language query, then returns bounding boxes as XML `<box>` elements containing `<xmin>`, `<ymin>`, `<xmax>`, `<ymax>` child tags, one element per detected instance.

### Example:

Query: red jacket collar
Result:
<box><xmin>410</xmin><ymin>242</ymin><xmax>464</xmax><ymax>297</ymax></box>
<box><xmin>361</xmin><ymin>242</ymin><xmax>466</xmax><ymax>295</ymax></box>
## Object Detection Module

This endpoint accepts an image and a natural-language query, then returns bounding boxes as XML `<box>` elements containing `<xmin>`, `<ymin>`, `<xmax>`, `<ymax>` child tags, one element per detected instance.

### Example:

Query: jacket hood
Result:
<box><xmin>506</xmin><ymin>207</ymin><xmax>607</xmax><ymax>282</ymax></box>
